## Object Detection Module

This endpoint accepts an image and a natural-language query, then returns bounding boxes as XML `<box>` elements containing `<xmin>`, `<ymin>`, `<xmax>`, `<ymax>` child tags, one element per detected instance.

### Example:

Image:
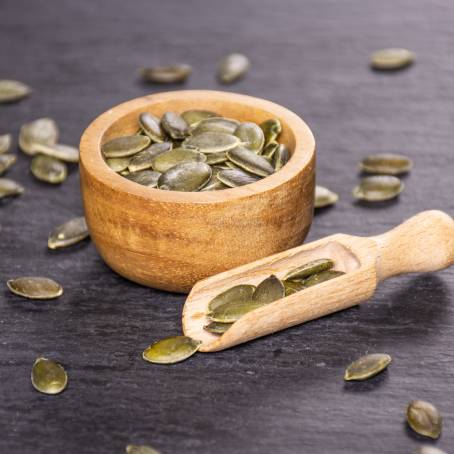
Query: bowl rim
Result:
<box><xmin>79</xmin><ymin>90</ymin><xmax>315</xmax><ymax>204</ymax></box>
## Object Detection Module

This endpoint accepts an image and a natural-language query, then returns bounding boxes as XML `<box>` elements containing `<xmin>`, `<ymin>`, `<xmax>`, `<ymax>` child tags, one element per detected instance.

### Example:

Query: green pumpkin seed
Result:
<box><xmin>31</xmin><ymin>357</ymin><xmax>68</xmax><ymax>395</ymax></box>
<box><xmin>315</xmin><ymin>185</ymin><xmax>338</xmax><ymax>208</ymax></box>
<box><xmin>126</xmin><ymin>445</ymin><xmax>160</xmax><ymax>454</ymax></box>
<box><xmin>260</xmin><ymin>119</ymin><xmax>282</xmax><ymax>146</ymax></box>
<box><xmin>139</xmin><ymin>112</ymin><xmax>165</xmax><ymax>142</ymax></box>
<box><xmin>417</xmin><ymin>447</ymin><xmax>447</xmax><ymax>454</ymax></box>
<box><xmin>208</xmin><ymin>299</ymin><xmax>264</xmax><ymax>323</ymax></box>
<box><xmin>227</xmin><ymin>146</ymin><xmax>274</xmax><ymax>177</ymax></box>
<box><xmin>208</xmin><ymin>284</ymin><xmax>256</xmax><ymax>312</ymax></box>
<box><xmin>371</xmin><ymin>48</ymin><xmax>415</xmax><ymax>70</ymax></box>
<box><xmin>217</xmin><ymin>168</ymin><xmax>260</xmax><ymax>187</ymax></box>
<box><xmin>102</xmin><ymin>135</ymin><xmax>151</xmax><ymax>158</ymax></box>
<box><xmin>181</xmin><ymin>110</ymin><xmax>218</xmax><ymax>126</ymax></box>
<box><xmin>200</xmin><ymin>167</ymin><xmax>228</xmax><ymax>191</ymax></box>
<box><xmin>0</xmin><ymin>134</ymin><xmax>12</xmax><ymax>154</ymax></box>
<box><xmin>161</xmin><ymin>112</ymin><xmax>188</xmax><ymax>139</ymax></box>
<box><xmin>261</xmin><ymin>141</ymin><xmax>279</xmax><ymax>160</ymax></box>
<box><xmin>252</xmin><ymin>275</ymin><xmax>285</xmax><ymax>305</ymax></box>
<box><xmin>283</xmin><ymin>280</ymin><xmax>306</xmax><ymax>296</ymax></box>
<box><xmin>218</xmin><ymin>53</ymin><xmax>250</xmax><ymax>84</ymax></box>
<box><xmin>0</xmin><ymin>79</ymin><xmax>31</xmax><ymax>103</ymax></box>
<box><xmin>48</xmin><ymin>217</ymin><xmax>89</xmax><ymax>250</ymax></box>
<box><xmin>0</xmin><ymin>154</ymin><xmax>17</xmax><ymax>176</ymax></box>
<box><xmin>30</xmin><ymin>143</ymin><xmax>79</xmax><ymax>163</ymax></box>
<box><xmin>234</xmin><ymin>122</ymin><xmax>265</xmax><ymax>153</ymax></box>
<box><xmin>7</xmin><ymin>276</ymin><xmax>63</xmax><ymax>299</ymax></box>
<box><xmin>182</xmin><ymin>132</ymin><xmax>240</xmax><ymax>154</ymax></box>
<box><xmin>151</xmin><ymin>148</ymin><xmax>206</xmax><ymax>173</ymax></box>
<box><xmin>126</xmin><ymin>170</ymin><xmax>161</xmax><ymax>187</ymax></box>
<box><xmin>189</xmin><ymin>117</ymin><xmax>240</xmax><ymax>135</ymax></box>
<box><xmin>407</xmin><ymin>400</ymin><xmax>442</xmax><ymax>439</ymax></box>
<box><xmin>106</xmin><ymin>157</ymin><xmax>131</xmax><ymax>172</ymax></box>
<box><xmin>205</xmin><ymin>151</ymin><xmax>228</xmax><ymax>165</ymax></box>
<box><xmin>158</xmin><ymin>162</ymin><xmax>212</xmax><ymax>192</ymax></box>
<box><xmin>19</xmin><ymin>118</ymin><xmax>59</xmax><ymax>155</ymax></box>
<box><xmin>344</xmin><ymin>353</ymin><xmax>392</xmax><ymax>381</ymax></box>
<box><xmin>203</xmin><ymin>321</ymin><xmax>233</xmax><ymax>335</ymax></box>
<box><xmin>284</xmin><ymin>258</ymin><xmax>334</xmax><ymax>281</ymax></box>
<box><xmin>353</xmin><ymin>175</ymin><xmax>404</xmax><ymax>201</ymax></box>
<box><xmin>273</xmin><ymin>144</ymin><xmax>290</xmax><ymax>171</ymax></box>
<box><xmin>128</xmin><ymin>150</ymin><xmax>156</xmax><ymax>172</ymax></box>
<box><xmin>31</xmin><ymin>155</ymin><xmax>67</xmax><ymax>184</ymax></box>
<box><xmin>304</xmin><ymin>270</ymin><xmax>345</xmax><ymax>287</ymax></box>
<box><xmin>360</xmin><ymin>153</ymin><xmax>413</xmax><ymax>175</ymax></box>
<box><xmin>142</xmin><ymin>336</ymin><xmax>201</xmax><ymax>364</ymax></box>
<box><xmin>0</xmin><ymin>178</ymin><xmax>24</xmax><ymax>199</ymax></box>
<box><xmin>140</xmin><ymin>64</ymin><xmax>192</xmax><ymax>84</ymax></box>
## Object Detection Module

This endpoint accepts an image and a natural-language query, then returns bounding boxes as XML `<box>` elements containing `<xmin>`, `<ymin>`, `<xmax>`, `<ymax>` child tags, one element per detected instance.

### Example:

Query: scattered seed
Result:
<box><xmin>0</xmin><ymin>134</ymin><xmax>12</xmax><ymax>154</ymax></box>
<box><xmin>0</xmin><ymin>79</ymin><xmax>31</xmax><ymax>103</ymax></box>
<box><xmin>360</xmin><ymin>153</ymin><xmax>413</xmax><ymax>175</ymax></box>
<box><xmin>7</xmin><ymin>276</ymin><xmax>63</xmax><ymax>299</ymax></box>
<box><xmin>141</xmin><ymin>64</ymin><xmax>192</xmax><ymax>84</ymax></box>
<box><xmin>407</xmin><ymin>400</ymin><xmax>442</xmax><ymax>439</ymax></box>
<box><xmin>0</xmin><ymin>178</ymin><xmax>24</xmax><ymax>199</ymax></box>
<box><xmin>371</xmin><ymin>48</ymin><xmax>415</xmax><ymax>70</ymax></box>
<box><xmin>344</xmin><ymin>353</ymin><xmax>392</xmax><ymax>381</ymax></box>
<box><xmin>142</xmin><ymin>336</ymin><xmax>201</xmax><ymax>364</ymax></box>
<box><xmin>31</xmin><ymin>143</ymin><xmax>79</xmax><ymax>163</ymax></box>
<box><xmin>0</xmin><ymin>154</ymin><xmax>17</xmax><ymax>176</ymax></box>
<box><xmin>126</xmin><ymin>444</ymin><xmax>161</xmax><ymax>454</ymax></box>
<box><xmin>353</xmin><ymin>175</ymin><xmax>404</xmax><ymax>201</ymax></box>
<box><xmin>315</xmin><ymin>185</ymin><xmax>339</xmax><ymax>208</ymax></box>
<box><xmin>48</xmin><ymin>217</ymin><xmax>89</xmax><ymax>249</ymax></box>
<box><xmin>31</xmin><ymin>155</ymin><xmax>67</xmax><ymax>184</ymax></box>
<box><xmin>218</xmin><ymin>53</ymin><xmax>250</xmax><ymax>84</ymax></box>
<box><xmin>31</xmin><ymin>357</ymin><xmax>68</xmax><ymax>395</ymax></box>
<box><xmin>19</xmin><ymin>118</ymin><xmax>59</xmax><ymax>155</ymax></box>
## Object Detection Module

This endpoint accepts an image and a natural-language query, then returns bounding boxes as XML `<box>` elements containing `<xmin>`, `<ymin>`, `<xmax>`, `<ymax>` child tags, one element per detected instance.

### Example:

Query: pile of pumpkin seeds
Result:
<box><xmin>102</xmin><ymin>110</ymin><xmax>289</xmax><ymax>191</ymax></box>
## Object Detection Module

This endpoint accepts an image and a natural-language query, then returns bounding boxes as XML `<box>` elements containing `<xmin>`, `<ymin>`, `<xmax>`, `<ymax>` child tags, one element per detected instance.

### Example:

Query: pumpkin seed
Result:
<box><xmin>234</xmin><ymin>122</ymin><xmax>265</xmax><ymax>153</ymax></box>
<box><xmin>102</xmin><ymin>135</ymin><xmax>151</xmax><ymax>158</ymax></box>
<box><xmin>417</xmin><ymin>447</ymin><xmax>447</xmax><ymax>454</ymax></box>
<box><xmin>218</xmin><ymin>53</ymin><xmax>250</xmax><ymax>84</ymax></box>
<box><xmin>360</xmin><ymin>153</ymin><xmax>413</xmax><ymax>175</ymax></box>
<box><xmin>126</xmin><ymin>170</ymin><xmax>161</xmax><ymax>187</ymax></box>
<box><xmin>344</xmin><ymin>353</ymin><xmax>392</xmax><ymax>381</ymax></box>
<box><xmin>0</xmin><ymin>79</ymin><xmax>31</xmax><ymax>103</ymax></box>
<box><xmin>371</xmin><ymin>48</ymin><xmax>415</xmax><ymax>70</ymax></box>
<box><xmin>217</xmin><ymin>168</ymin><xmax>260</xmax><ymax>187</ymax></box>
<box><xmin>353</xmin><ymin>175</ymin><xmax>404</xmax><ymax>201</ymax></box>
<box><xmin>139</xmin><ymin>113</ymin><xmax>165</xmax><ymax>142</ymax></box>
<box><xmin>227</xmin><ymin>146</ymin><xmax>274</xmax><ymax>177</ymax></box>
<box><xmin>315</xmin><ymin>185</ymin><xmax>338</xmax><ymax>208</ymax></box>
<box><xmin>189</xmin><ymin>117</ymin><xmax>240</xmax><ymax>135</ymax></box>
<box><xmin>208</xmin><ymin>299</ymin><xmax>264</xmax><ymax>323</ymax></box>
<box><xmin>203</xmin><ymin>321</ymin><xmax>233</xmax><ymax>334</ymax></box>
<box><xmin>273</xmin><ymin>144</ymin><xmax>290</xmax><ymax>171</ymax></box>
<box><xmin>19</xmin><ymin>118</ymin><xmax>59</xmax><ymax>155</ymax></box>
<box><xmin>31</xmin><ymin>143</ymin><xmax>79</xmax><ymax>163</ymax></box>
<box><xmin>260</xmin><ymin>119</ymin><xmax>282</xmax><ymax>146</ymax></box>
<box><xmin>304</xmin><ymin>270</ymin><xmax>345</xmax><ymax>287</ymax></box>
<box><xmin>7</xmin><ymin>276</ymin><xmax>63</xmax><ymax>299</ymax></box>
<box><xmin>158</xmin><ymin>162</ymin><xmax>212</xmax><ymax>192</ymax></box>
<box><xmin>205</xmin><ymin>151</ymin><xmax>228</xmax><ymax>165</ymax></box>
<box><xmin>283</xmin><ymin>280</ymin><xmax>306</xmax><ymax>296</ymax></box>
<box><xmin>0</xmin><ymin>178</ymin><xmax>24</xmax><ymax>199</ymax></box>
<box><xmin>261</xmin><ymin>141</ymin><xmax>279</xmax><ymax>160</ymax></box>
<box><xmin>208</xmin><ymin>284</ymin><xmax>256</xmax><ymax>312</ymax></box>
<box><xmin>0</xmin><ymin>154</ymin><xmax>17</xmax><ymax>176</ymax></box>
<box><xmin>126</xmin><ymin>445</ymin><xmax>160</xmax><ymax>454</ymax></box>
<box><xmin>151</xmin><ymin>148</ymin><xmax>206</xmax><ymax>173</ymax></box>
<box><xmin>407</xmin><ymin>400</ymin><xmax>442</xmax><ymax>439</ymax></box>
<box><xmin>200</xmin><ymin>173</ymin><xmax>228</xmax><ymax>191</ymax></box>
<box><xmin>142</xmin><ymin>336</ymin><xmax>201</xmax><ymax>364</ymax></box>
<box><xmin>252</xmin><ymin>275</ymin><xmax>285</xmax><ymax>305</ymax></box>
<box><xmin>31</xmin><ymin>357</ymin><xmax>67</xmax><ymax>395</ymax></box>
<box><xmin>48</xmin><ymin>217</ymin><xmax>89</xmax><ymax>249</ymax></box>
<box><xmin>284</xmin><ymin>258</ymin><xmax>334</xmax><ymax>281</ymax></box>
<box><xmin>140</xmin><ymin>64</ymin><xmax>192</xmax><ymax>84</ymax></box>
<box><xmin>128</xmin><ymin>150</ymin><xmax>155</xmax><ymax>172</ymax></box>
<box><xmin>106</xmin><ymin>157</ymin><xmax>131</xmax><ymax>172</ymax></box>
<box><xmin>181</xmin><ymin>110</ymin><xmax>218</xmax><ymax>126</ymax></box>
<box><xmin>161</xmin><ymin>112</ymin><xmax>188</xmax><ymax>139</ymax></box>
<box><xmin>0</xmin><ymin>134</ymin><xmax>12</xmax><ymax>154</ymax></box>
<box><xmin>31</xmin><ymin>155</ymin><xmax>67</xmax><ymax>184</ymax></box>
<box><xmin>182</xmin><ymin>132</ymin><xmax>240</xmax><ymax>154</ymax></box>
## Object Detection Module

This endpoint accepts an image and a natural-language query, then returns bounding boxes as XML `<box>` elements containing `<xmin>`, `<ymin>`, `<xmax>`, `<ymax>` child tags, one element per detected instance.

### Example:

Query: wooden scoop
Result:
<box><xmin>182</xmin><ymin>210</ymin><xmax>454</xmax><ymax>352</ymax></box>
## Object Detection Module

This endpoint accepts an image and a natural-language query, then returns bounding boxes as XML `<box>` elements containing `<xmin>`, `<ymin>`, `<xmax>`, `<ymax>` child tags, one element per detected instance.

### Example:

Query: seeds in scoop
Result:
<box><xmin>102</xmin><ymin>135</ymin><xmax>151</xmax><ymax>158</ymax></box>
<box><xmin>217</xmin><ymin>168</ymin><xmax>260</xmax><ymax>188</ymax></box>
<box><xmin>315</xmin><ymin>185</ymin><xmax>338</xmax><ymax>208</ymax></box>
<box><xmin>261</xmin><ymin>141</ymin><xmax>279</xmax><ymax>160</ymax></box>
<box><xmin>139</xmin><ymin>113</ymin><xmax>165</xmax><ymax>142</ymax></box>
<box><xmin>284</xmin><ymin>258</ymin><xmax>334</xmax><ymax>281</ymax></box>
<box><xmin>304</xmin><ymin>270</ymin><xmax>345</xmax><ymax>287</ymax></box>
<box><xmin>0</xmin><ymin>134</ymin><xmax>12</xmax><ymax>154</ymax></box>
<box><xmin>151</xmin><ymin>148</ymin><xmax>206</xmax><ymax>173</ymax></box>
<box><xmin>140</xmin><ymin>64</ymin><xmax>192</xmax><ymax>84</ymax></box>
<box><xmin>208</xmin><ymin>299</ymin><xmax>264</xmax><ymax>323</ymax></box>
<box><xmin>19</xmin><ymin>118</ymin><xmax>59</xmax><ymax>155</ymax></box>
<box><xmin>218</xmin><ymin>53</ymin><xmax>250</xmax><ymax>84</ymax></box>
<box><xmin>181</xmin><ymin>110</ymin><xmax>218</xmax><ymax>126</ymax></box>
<box><xmin>0</xmin><ymin>154</ymin><xmax>17</xmax><ymax>176</ymax></box>
<box><xmin>407</xmin><ymin>400</ymin><xmax>442</xmax><ymax>439</ymax></box>
<box><xmin>189</xmin><ymin>117</ymin><xmax>239</xmax><ymax>135</ymax></box>
<box><xmin>31</xmin><ymin>357</ymin><xmax>68</xmax><ymax>395</ymax></box>
<box><xmin>344</xmin><ymin>353</ymin><xmax>392</xmax><ymax>381</ymax></box>
<box><xmin>142</xmin><ymin>336</ymin><xmax>201</xmax><ymax>364</ymax></box>
<box><xmin>0</xmin><ymin>79</ymin><xmax>31</xmax><ymax>103</ymax></box>
<box><xmin>227</xmin><ymin>146</ymin><xmax>274</xmax><ymax>177</ymax></box>
<box><xmin>371</xmin><ymin>48</ymin><xmax>415</xmax><ymax>70</ymax></box>
<box><xmin>353</xmin><ymin>175</ymin><xmax>404</xmax><ymax>202</ymax></box>
<box><xmin>48</xmin><ymin>217</ymin><xmax>89</xmax><ymax>249</ymax></box>
<box><xmin>208</xmin><ymin>284</ymin><xmax>256</xmax><ymax>312</ymax></box>
<box><xmin>252</xmin><ymin>275</ymin><xmax>285</xmax><ymax>305</ymax></box>
<box><xmin>158</xmin><ymin>162</ymin><xmax>212</xmax><ymax>192</ymax></box>
<box><xmin>283</xmin><ymin>280</ymin><xmax>306</xmax><ymax>296</ymax></box>
<box><xmin>260</xmin><ymin>119</ymin><xmax>282</xmax><ymax>146</ymax></box>
<box><xmin>7</xmin><ymin>276</ymin><xmax>63</xmax><ymax>299</ymax></box>
<box><xmin>0</xmin><ymin>178</ymin><xmax>24</xmax><ymax>199</ymax></box>
<box><xmin>106</xmin><ymin>157</ymin><xmax>131</xmax><ymax>172</ymax></box>
<box><xmin>203</xmin><ymin>321</ymin><xmax>233</xmax><ymax>334</ymax></box>
<box><xmin>183</xmin><ymin>132</ymin><xmax>240</xmax><ymax>154</ymax></box>
<box><xmin>234</xmin><ymin>122</ymin><xmax>265</xmax><ymax>153</ymax></box>
<box><xmin>161</xmin><ymin>112</ymin><xmax>188</xmax><ymax>140</ymax></box>
<box><xmin>31</xmin><ymin>155</ymin><xmax>67</xmax><ymax>184</ymax></box>
<box><xmin>273</xmin><ymin>144</ymin><xmax>290</xmax><ymax>171</ymax></box>
<box><xmin>31</xmin><ymin>143</ymin><xmax>79</xmax><ymax>163</ymax></box>
<box><xmin>360</xmin><ymin>153</ymin><xmax>413</xmax><ymax>175</ymax></box>
<box><xmin>126</xmin><ymin>170</ymin><xmax>161</xmax><ymax>187</ymax></box>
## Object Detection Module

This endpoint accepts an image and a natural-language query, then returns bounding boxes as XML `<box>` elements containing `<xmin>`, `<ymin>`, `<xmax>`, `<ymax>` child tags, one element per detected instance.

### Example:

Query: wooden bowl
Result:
<box><xmin>79</xmin><ymin>90</ymin><xmax>315</xmax><ymax>293</ymax></box>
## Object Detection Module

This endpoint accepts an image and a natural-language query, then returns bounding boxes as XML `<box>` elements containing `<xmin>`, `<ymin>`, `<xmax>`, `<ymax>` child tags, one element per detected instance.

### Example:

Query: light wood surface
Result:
<box><xmin>79</xmin><ymin>90</ymin><xmax>316</xmax><ymax>292</ymax></box>
<box><xmin>183</xmin><ymin>210</ymin><xmax>454</xmax><ymax>351</ymax></box>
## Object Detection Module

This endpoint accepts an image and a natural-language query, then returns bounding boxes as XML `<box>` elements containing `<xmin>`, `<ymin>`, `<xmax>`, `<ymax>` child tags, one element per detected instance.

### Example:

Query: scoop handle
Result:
<box><xmin>372</xmin><ymin>210</ymin><xmax>454</xmax><ymax>281</ymax></box>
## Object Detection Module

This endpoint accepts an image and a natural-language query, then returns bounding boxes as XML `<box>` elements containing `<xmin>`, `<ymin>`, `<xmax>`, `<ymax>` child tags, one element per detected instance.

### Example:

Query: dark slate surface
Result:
<box><xmin>0</xmin><ymin>0</ymin><xmax>453</xmax><ymax>452</ymax></box>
